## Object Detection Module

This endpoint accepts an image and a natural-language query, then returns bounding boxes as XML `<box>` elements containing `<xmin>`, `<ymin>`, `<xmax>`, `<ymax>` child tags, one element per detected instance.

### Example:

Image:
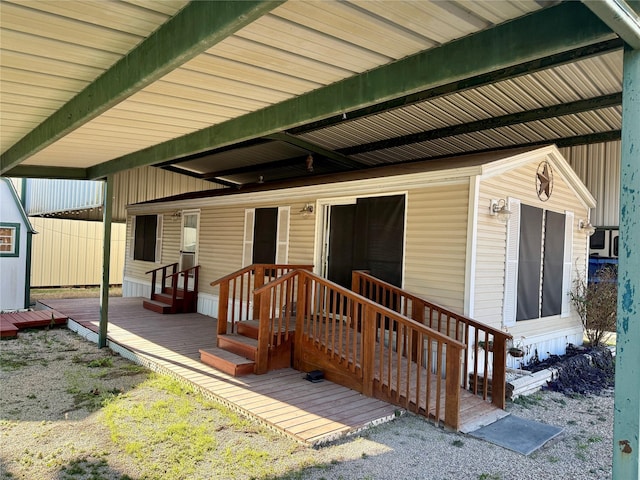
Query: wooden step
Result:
<box><xmin>153</xmin><ymin>292</ymin><xmax>184</xmax><ymax>305</ymax></box>
<box><xmin>236</xmin><ymin>320</ymin><xmax>259</xmax><ymax>339</ymax></box>
<box><xmin>236</xmin><ymin>319</ymin><xmax>297</xmax><ymax>340</ymax></box>
<box><xmin>142</xmin><ymin>299</ymin><xmax>172</xmax><ymax>314</ymax></box>
<box><xmin>217</xmin><ymin>333</ymin><xmax>258</xmax><ymax>361</ymax></box>
<box><xmin>199</xmin><ymin>347</ymin><xmax>255</xmax><ymax>376</ymax></box>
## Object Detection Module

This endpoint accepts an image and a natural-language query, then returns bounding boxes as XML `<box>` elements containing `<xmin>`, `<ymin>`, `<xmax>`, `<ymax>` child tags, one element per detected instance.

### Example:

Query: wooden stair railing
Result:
<box><xmin>352</xmin><ymin>271</ymin><xmax>512</xmax><ymax>409</ymax></box>
<box><xmin>144</xmin><ymin>263</ymin><xmax>200</xmax><ymax>313</ymax></box>
<box><xmin>210</xmin><ymin>264</ymin><xmax>313</xmax><ymax>335</ymax></box>
<box><xmin>254</xmin><ymin>269</ymin><xmax>468</xmax><ymax>431</ymax></box>
<box><xmin>145</xmin><ymin>262</ymin><xmax>178</xmax><ymax>298</ymax></box>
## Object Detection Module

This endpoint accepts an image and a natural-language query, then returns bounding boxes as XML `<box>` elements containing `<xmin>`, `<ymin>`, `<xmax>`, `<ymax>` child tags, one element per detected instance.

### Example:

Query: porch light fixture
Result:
<box><xmin>306</xmin><ymin>154</ymin><xmax>314</xmax><ymax>172</ymax></box>
<box><xmin>490</xmin><ymin>198</ymin><xmax>512</xmax><ymax>223</ymax></box>
<box><xmin>299</xmin><ymin>203</ymin><xmax>314</xmax><ymax>216</ymax></box>
<box><xmin>579</xmin><ymin>219</ymin><xmax>596</xmax><ymax>236</ymax></box>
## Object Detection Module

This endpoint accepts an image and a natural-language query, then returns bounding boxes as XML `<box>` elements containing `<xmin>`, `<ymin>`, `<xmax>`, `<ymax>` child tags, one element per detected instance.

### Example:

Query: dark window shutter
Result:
<box><xmin>252</xmin><ymin>208</ymin><xmax>278</xmax><ymax>264</ymax></box>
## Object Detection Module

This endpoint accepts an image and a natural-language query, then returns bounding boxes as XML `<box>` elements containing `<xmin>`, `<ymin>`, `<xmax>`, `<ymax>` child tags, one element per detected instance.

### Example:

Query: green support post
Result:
<box><xmin>99</xmin><ymin>175</ymin><xmax>113</xmax><ymax>348</ymax></box>
<box><xmin>613</xmin><ymin>45</ymin><xmax>640</xmax><ymax>479</ymax></box>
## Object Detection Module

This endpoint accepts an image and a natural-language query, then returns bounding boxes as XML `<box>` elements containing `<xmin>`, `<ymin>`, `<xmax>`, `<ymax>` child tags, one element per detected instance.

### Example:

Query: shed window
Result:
<box><xmin>133</xmin><ymin>215</ymin><xmax>162</xmax><ymax>262</ymax></box>
<box><xmin>503</xmin><ymin>199</ymin><xmax>573</xmax><ymax>325</ymax></box>
<box><xmin>0</xmin><ymin>223</ymin><xmax>19</xmax><ymax>257</ymax></box>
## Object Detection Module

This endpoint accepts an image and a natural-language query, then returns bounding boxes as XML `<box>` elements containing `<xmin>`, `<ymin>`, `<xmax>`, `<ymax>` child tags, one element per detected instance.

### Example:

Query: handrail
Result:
<box><xmin>145</xmin><ymin>262</ymin><xmax>178</xmax><ymax>275</ymax></box>
<box><xmin>352</xmin><ymin>270</ymin><xmax>511</xmax><ymax>409</ymax></box>
<box><xmin>255</xmin><ymin>269</ymin><xmax>467</xmax><ymax>430</ymax></box>
<box><xmin>210</xmin><ymin>264</ymin><xmax>313</xmax><ymax>335</ymax></box>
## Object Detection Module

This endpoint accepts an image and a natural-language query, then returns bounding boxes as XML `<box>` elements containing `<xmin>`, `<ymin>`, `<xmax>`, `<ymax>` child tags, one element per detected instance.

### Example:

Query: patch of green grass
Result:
<box><xmin>547</xmin><ymin>455</ymin><xmax>560</xmax><ymax>463</ymax></box>
<box><xmin>451</xmin><ymin>439</ymin><xmax>464</xmax><ymax>448</ymax></box>
<box><xmin>0</xmin><ymin>353</ymin><xmax>28</xmax><ymax>371</ymax></box>
<box><xmin>512</xmin><ymin>393</ymin><xmax>544</xmax><ymax>409</ymax></box>
<box><xmin>478</xmin><ymin>474</ymin><xmax>502</xmax><ymax>480</ymax></box>
<box><xmin>566</xmin><ymin>420</ymin><xmax>578</xmax><ymax>425</ymax></box>
<box><xmin>87</xmin><ymin>358</ymin><xmax>112</xmax><ymax>368</ymax></box>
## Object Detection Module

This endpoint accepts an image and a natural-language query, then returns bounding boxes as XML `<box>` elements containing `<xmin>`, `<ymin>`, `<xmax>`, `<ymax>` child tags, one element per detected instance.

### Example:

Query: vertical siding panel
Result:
<box><xmin>30</xmin><ymin>218</ymin><xmax>126</xmax><ymax>287</ymax></box>
<box><xmin>404</xmin><ymin>183</ymin><xmax>469</xmax><ymax>312</ymax></box>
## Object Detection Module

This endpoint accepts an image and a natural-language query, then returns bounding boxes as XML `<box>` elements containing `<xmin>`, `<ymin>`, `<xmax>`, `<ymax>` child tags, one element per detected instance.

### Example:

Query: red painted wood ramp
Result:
<box><xmin>0</xmin><ymin>310</ymin><xmax>67</xmax><ymax>338</ymax></box>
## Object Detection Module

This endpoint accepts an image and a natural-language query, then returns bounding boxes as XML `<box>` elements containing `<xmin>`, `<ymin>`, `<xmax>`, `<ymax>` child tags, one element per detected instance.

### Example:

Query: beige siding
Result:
<box><xmin>404</xmin><ymin>182</ymin><xmax>469</xmax><ymax>312</ymax></box>
<box><xmin>30</xmin><ymin>217</ymin><xmax>126</xmax><ymax>287</ymax></box>
<box><xmin>475</xmin><ymin>156</ymin><xmax>590</xmax><ymax>341</ymax></box>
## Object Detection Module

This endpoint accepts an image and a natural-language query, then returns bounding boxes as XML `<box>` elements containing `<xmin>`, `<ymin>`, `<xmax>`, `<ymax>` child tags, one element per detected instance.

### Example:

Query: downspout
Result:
<box><xmin>99</xmin><ymin>175</ymin><xmax>113</xmax><ymax>348</ymax></box>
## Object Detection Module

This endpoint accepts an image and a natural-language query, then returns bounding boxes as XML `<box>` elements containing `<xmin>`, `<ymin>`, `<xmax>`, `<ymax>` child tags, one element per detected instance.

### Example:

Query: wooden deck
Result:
<box><xmin>37</xmin><ymin>297</ymin><xmax>399</xmax><ymax>445</ymax></box>
<box><xmin>0</xmin><ymin>309</ymin><xmax>68</xmax><ymax>338</ymax></box>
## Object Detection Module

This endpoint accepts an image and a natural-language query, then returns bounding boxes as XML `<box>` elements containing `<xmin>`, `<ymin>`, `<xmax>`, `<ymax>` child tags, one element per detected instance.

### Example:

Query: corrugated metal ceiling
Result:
<box><xmin>0</xmin><ymin>0</ymin><xmax>625</xmax><ymax>188</ymax></box>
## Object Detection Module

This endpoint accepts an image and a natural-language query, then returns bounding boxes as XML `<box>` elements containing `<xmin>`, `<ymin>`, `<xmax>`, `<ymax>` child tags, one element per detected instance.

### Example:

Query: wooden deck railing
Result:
<box><xmin>352</xmin><ymin>271</ymin><xmax>511</xmax><ymax>409</ymax></box>
<box><xmin>254</xmin><ymin>270</ymin><xmax>468</xmax><ymax>430</ymax></box>
<box><xmin>145</xmin><ymin>262</ymin><xmax>178</xmax><ymax>297</ymax></box>
<box><xmin>210</xmin><ymin>264</ymin><xmax>313</xmax><ymax>335</ymax></box>
<box><xmin>145</xmin><ymin>263</ymin><xmax>200</xmax><ymax>313</ymax></box>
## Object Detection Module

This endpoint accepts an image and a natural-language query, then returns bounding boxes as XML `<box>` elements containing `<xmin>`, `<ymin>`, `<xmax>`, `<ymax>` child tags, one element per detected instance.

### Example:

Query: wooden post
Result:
<box><xmin>444</xmin><ymin>343</ymin><xmax>462</xmax><ymax>431</ymax></box>
<box><xmin>98</xmin><ymin>174</ymin><xmax>113</xmax><ymax>349</ymax></box>
<box><xmin>293</xmin><ymin>273</ymin><xmax>307</xmax><ymax>370</ymax></box>
<box><xmin>361</xmin><ymin>304</ymin><xmax>376</xmax><ymax>396</ymax></box>
<box><xmin>491</xmin><ymin>334</ymin><xmax>507</xmax><ymax>409</ymax></box>
<box><xmin>253</xmin><ymin>265</ymin><xmax>264</xmax><ymax>320</ymax></box>
<box><xmin>217</xmin><ymin>282</ymin><xmax>229</xmax><ymax>335</ymax></box>
<box><xmin>256</xmin><ymin>290</ymin><xmax>271</xmax><ymax>374</ymax></box>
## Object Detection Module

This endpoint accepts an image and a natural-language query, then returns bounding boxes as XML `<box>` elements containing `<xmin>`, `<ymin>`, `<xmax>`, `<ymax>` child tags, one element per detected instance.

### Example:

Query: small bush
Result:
<box><xmin>570</xmin><ymin>267</ymin><xmax>617</xmax><ymax>347</ymax></box>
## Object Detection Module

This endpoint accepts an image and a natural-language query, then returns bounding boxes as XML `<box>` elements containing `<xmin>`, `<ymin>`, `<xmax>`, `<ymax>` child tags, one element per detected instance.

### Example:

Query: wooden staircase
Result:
<box><xmin>142</xmin><ymin>263</ymin><xmax>200</xmax><ymax>314</ymax></box>
<box><xmin>199</xmin><ymin>264</ymin><xmax>312</xmax><ymax>376</ymax></box>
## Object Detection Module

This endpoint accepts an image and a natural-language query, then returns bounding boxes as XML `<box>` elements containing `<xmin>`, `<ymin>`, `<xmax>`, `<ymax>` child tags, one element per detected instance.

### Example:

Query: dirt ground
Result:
<box><xmin>0</xmin><ymin>327</ymin><xmax>614</xmax><ymax>480</ymax></box>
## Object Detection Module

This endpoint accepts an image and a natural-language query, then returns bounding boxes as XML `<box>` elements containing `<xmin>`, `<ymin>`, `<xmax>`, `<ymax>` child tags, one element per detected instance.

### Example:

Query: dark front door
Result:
<box><xmin>326</xmin><ymin>195</ymin><xmax>405</xmax><ymax>289</ymax></box>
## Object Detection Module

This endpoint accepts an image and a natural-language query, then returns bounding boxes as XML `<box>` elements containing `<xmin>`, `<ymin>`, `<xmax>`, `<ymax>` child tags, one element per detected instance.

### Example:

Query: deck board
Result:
<box><xmin>38</xmin><ymin>297</ymin><xmax>398</xmax><ymax>445</ymax></box>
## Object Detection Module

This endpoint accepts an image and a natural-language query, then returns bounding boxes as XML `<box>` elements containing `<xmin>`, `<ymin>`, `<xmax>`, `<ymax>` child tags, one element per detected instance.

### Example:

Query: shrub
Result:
<box><xmin>570</xmin><ymin>267</ymin><xmax>617</xmax><ymax>347</ymax></box>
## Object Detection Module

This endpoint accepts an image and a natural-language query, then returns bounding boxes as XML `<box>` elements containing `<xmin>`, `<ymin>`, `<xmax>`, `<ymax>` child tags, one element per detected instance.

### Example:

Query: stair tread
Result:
<box><xmin>199</xmin><ymin>347</ymin><xmax>255</xmax><ymax>365</ymax></box>
<box><xmin>220</xmin><ymin>333</ymin><xmax>259</xmax><ymax>348</ymax></box>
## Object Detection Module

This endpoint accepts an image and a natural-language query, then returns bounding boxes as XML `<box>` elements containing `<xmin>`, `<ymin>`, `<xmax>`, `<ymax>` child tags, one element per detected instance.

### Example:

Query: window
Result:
<box><xmin>133</xmin><ymin>215</ymin><xmax>162</xmax><ymax>262</ymax></box>
<box><xmin>503</xmin><ymin>199</ymin><xmax>573</xmax><ymax>325</ymax></box>
<box><xmin>0</xmin><ymin>223</ymin><xmax>19</xmax><ymax>257</ymax></box>
<box><xmin>242</xmin><ymin>207</ymin><xmax>290</xmax><ymax>266</ymax></box>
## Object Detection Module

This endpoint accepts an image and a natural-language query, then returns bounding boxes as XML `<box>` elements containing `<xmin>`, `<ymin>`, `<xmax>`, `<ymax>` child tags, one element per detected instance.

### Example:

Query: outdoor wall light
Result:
<box><xmin>306</xmin><ymin>154</ymin><xmax>314</xmax><ymax>172</ymax></box>
<box><xmin>299</xmin><ymin>203</ymin><xmax>314</xmax><ymax>216</ymax></box>
<box><xmin>579</xmin><ymin>219</ymin><xmax>596</xmax><ymax>236</ymax></box>
<box><xmin>490</xmin><ymin>198</ymin><xmax>512</xmax><ymax>223</ymax></box>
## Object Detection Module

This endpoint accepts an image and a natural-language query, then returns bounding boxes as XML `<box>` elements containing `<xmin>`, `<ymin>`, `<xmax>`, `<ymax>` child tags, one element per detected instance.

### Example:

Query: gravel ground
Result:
<box><xmin>0</xmin><ymin>328</ymin><xmax>613</xmax><ymax>480</ymax></box>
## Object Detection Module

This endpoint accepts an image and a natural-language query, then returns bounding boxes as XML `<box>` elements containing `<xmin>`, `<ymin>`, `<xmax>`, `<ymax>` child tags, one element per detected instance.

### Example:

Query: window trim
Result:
<box><xmin>0</xmin><ymin>223</ymin><xmax>20</xmax><ymax>257</ymax></box>
<box><xmin>502</xmin><ymin>199</ymin><xmax>573</xmax><ymax>326</ymax></box>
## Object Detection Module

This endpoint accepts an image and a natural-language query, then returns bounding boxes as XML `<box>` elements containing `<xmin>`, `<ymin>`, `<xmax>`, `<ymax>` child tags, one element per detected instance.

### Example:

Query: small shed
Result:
<box><xmin>0</xmin><ymin>178</ymin><xmax>36</xmax><ymax>310</ymax></box>
<box><xmin>124</xmin><ymin>145</ymin><xmax>596</xmax><ymax>365</ymax></box>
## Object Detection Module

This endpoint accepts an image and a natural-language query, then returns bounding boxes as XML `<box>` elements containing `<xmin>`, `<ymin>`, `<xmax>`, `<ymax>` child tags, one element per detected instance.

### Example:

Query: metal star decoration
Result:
<box><xmin>536</xmin><ymin>161</ymin><xmax>553</xmax><ymax>201</ymax></box>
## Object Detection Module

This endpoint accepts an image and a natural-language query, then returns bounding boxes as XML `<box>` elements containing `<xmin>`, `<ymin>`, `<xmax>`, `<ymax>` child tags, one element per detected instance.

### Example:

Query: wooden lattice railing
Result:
<box><xmin>254</xmin><ymin>270</ymin><xmax>468</xmax><ymax>430</ymax></box>
<box><xmin>352</xmin><ymin>271</ymin><xmax>511</xmax><ymax>409</ymax></box>
<box><xmin>210</xmin><ymin>264</ymin><xmax>313</xmax><ymax>335</ymax></box>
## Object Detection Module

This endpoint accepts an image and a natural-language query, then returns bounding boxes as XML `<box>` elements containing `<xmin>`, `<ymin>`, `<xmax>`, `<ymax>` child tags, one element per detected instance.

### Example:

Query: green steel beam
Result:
<box><xmin>613</xmin><ymin>45</ymin><xmax>639</xmax><ymax>480</ymax></box>
<box><xmin>87</xmin><ymin>2</ymin><xmax>616</xmax><ymax>179</ymax></box>
<box><xmin>264</xmin><ymin>133</ymin><xmax>365</xmax><ymax>170</ymax></box>
<box><xmin>289</xmin><ymin>39</ymin><xmax>623</xmax><ymax>134</ymax></box>
<box><xmin>339</xmin><ymin>93</ymin><xmax>623</xmax><ymax>155</ymax></box>
<box><xmin>98</xmin><ymin>175</ymin><xmax>114</xmax><ymax>349</ymax></box>
<box><xmin>2</xmin><ymin>165</ymin><xmax>88</xmax><ymax>180</ymax></box>
<box><xmin>0</xmin><ymin>1</ymin><xmax>284</xmax><ymax>175</ymax></box>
